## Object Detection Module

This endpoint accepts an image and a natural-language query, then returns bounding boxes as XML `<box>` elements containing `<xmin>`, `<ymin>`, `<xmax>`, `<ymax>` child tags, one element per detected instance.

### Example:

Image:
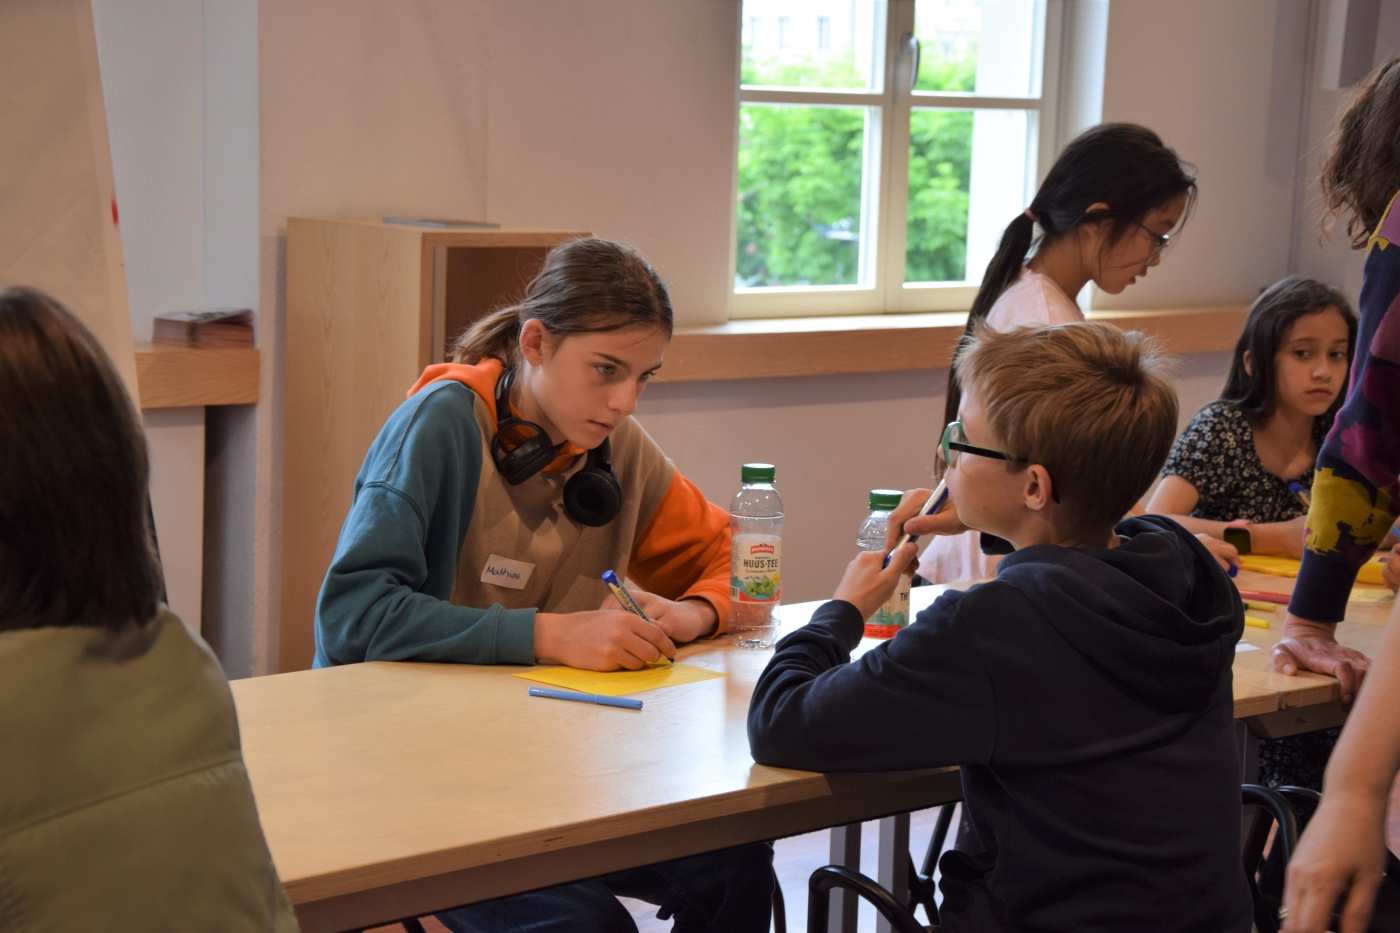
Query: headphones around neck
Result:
<box><xmin>490</xmin><ymin>368</ymin><xmax>623</xmax><ymax>527</ymax></box>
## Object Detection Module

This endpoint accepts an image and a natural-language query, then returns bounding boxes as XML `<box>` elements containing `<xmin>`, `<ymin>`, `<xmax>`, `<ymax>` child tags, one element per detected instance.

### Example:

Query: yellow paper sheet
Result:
<box><xmin>514</xmin><ymin>663</ymin><xmax>728</xmax><ymax>697</ymax></box>
<box><xmin>1239</xmin><ymin>553</ymin><xmax>1388</xmax><ymax>585</ymax></box>
<box><xmin>1238</xmin><ymin>555</ymin><xmax>1301</xmax><ymax>577</ymax></box>
<box><xmin>1356</xmin><ymin>556</ymin><xmax>1387</xmax><ymax>586</ymax></box>
<box><xmin>1350</xmin><ymin>587</ymin><xmax>1395</xmax><ymax>604</ymax></box>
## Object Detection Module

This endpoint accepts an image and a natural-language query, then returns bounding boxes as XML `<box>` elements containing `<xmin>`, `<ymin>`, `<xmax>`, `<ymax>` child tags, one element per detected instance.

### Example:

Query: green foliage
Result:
<box><xmin>737</xmin><ymin>54</ymin><xmax>868</xmax><ymax>287</ymax></box>
<box><xmin>915</xmin><ymin>42</ymin><xmax>977</xmax><ymax>93</ymax></box>
<box><xmin>906</xmin><ymin>109</ymin><xmax>972</xmax><ymax>282</ymax></box>
<box><xmin>737</xmin><ymin>102</ymin><xmax>865</xmax><ymax>287</ymax></box>
<box><xmin>736</xmin><ymin>49</ymin><xmax>977</xmax><ymax>288</ymax></box>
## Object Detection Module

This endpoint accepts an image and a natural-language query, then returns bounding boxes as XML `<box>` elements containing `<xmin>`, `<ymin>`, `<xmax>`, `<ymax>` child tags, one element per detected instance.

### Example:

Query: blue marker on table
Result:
<box><xmin>602</xmin><ymin>569</ymin><xmax>672</xmax><ymax>666</ymax></box>
<box><xmin>528</xmin><ymin>686</ymin><xmax>642</xmax><ymax>710</ymax></box>
<box><xmin>883</xmin><ymin>480</ymin><xmax>950</xmax><ymax>568</ymax></box>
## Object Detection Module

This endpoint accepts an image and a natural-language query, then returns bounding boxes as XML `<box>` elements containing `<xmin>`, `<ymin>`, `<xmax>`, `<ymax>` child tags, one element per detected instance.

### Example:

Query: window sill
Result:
<box><xmin>662</xmin><ymin>306</ymin><xmax>1247</xmax><ymax>383</ymax></box>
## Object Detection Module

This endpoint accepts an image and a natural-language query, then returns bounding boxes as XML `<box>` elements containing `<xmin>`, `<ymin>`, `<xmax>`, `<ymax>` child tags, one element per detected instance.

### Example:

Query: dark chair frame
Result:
<box><xmin>807</xmin><ymin>865</ymin><xmax>927</xmax><ymax>933</ymax></box>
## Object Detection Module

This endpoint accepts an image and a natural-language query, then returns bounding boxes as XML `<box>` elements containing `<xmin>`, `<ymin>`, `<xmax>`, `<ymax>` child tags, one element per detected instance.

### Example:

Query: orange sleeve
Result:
<box><xmin>629</xmin><ymin>471</ymin><xmax>732</xmax><ymax>636</ymax></box>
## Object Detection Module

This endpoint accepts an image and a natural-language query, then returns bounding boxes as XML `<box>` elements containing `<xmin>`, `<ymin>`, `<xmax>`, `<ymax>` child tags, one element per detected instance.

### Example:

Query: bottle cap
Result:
<box><xmin>741</xmin><ymin>463</ymin><xmax>776</xmax><ymax>483</ymax></box>
<box><xmin>869</xmin><ymin>489</ymin><xmax>903</xmax><ymax>511</ymax></box>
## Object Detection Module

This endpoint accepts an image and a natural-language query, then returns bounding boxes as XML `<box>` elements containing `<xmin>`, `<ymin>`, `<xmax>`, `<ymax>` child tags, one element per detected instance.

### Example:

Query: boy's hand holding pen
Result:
<box><xmin>883</xmin><ymin>482</ymin><xmax>967</xmax><ymax>559</ymax></box>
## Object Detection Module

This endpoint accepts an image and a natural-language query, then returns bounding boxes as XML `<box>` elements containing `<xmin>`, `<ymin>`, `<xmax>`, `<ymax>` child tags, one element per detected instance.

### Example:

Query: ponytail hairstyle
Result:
<box><xmin>941</xmin><ymin>123</ymin><xmax>1197</xmax><ymax>433</ymax></box>
<box><xmin>1320</xmin><ymin>57</ymin><xmax>1400</xmax><ymax>247</ymax></box>
<box><xmin>1220</xmin><ymin>276</ymin><xmax>1357</xmax><ymax>421</ymax></box>
<box><xmin>450</xmin><ymin>237</ymin><xmax>674</xmax><ymax>366</ymax></box>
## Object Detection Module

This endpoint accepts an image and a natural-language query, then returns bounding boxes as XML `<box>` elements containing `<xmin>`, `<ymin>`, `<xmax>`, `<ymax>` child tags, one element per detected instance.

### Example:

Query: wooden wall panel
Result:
<box><xmin>0</xmin><ymin>0</ymin><xmax>135</xmax><ymax>397</ymax></box>
<box><xmin>443</xmin><ymin>246</ymin><xmax>549</xmax><ymax>354</ymax></box>
<box><xmin>280</xmin><ymin>219</ymin><xmax>428</xmax><ymax>672</ymax></box>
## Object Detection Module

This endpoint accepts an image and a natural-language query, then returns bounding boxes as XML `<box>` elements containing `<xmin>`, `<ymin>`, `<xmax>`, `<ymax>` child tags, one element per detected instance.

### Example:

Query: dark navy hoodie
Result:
<box><xmin>748</xmin><ymin>516</ymin><xmax>1251</xmax><ymax>933</ymax></box>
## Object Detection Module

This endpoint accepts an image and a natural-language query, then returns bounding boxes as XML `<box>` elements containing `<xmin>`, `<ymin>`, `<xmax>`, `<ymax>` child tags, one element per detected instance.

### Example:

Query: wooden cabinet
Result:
<box><xmin>280</xmin><ymin>218</ymin><xmax>587</xmax><ymax>671</ymax></box>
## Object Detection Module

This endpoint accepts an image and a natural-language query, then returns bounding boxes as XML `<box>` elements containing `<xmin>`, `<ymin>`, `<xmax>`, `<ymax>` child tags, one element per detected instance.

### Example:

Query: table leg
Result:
<box><xmin>1237</xmin><ymin>721</ymin><xmax>1262</xmax><ymax>848</ymax></box>
<box><xmin>827</xmin><ymin>822</ymin><xmax>862</xmax><ymax>933</ymax></box>
<box><xmin>1236</xmin><ymin>720</ymin><xmax>1260</xmax><ymax>784</ymax></box>
<box><xmin>876</xmin><ymin>813</ymin><xmax>911</xmax><ymax>933</ymax></box>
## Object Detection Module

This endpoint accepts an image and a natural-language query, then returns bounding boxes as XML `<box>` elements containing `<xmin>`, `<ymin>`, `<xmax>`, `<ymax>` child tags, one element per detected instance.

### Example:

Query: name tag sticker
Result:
<box><xmin>481</xmin><ymin>554</ymin><xmax>535</xmax><ymax>590</ymax></box>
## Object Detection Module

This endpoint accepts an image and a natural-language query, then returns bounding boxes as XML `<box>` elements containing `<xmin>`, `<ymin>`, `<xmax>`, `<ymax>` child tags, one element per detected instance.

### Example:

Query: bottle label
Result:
<box><xmin>731</xmin><ymin>534</ymin><xmax>781</xmax><ymax>603</ymax></box>
<box><xmin>865</xmin><ymin>576</ymin><xmax>910</xmax><ymax>639</ymax></box>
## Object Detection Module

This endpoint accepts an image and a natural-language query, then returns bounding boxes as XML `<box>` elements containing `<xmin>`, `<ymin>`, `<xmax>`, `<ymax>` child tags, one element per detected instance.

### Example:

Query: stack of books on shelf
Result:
<box><xmin>152</xmin><ymin>309</ymin><xmax>254</xmax><ymax>349</ymax></box>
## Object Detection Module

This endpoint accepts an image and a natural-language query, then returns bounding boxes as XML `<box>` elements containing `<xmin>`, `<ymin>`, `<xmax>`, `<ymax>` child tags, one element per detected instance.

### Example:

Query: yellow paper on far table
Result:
<box><xmin>1240</xmin><ymin>553</ymin><xmax>1388</xmax><ymax>584</ymax></box>
<box><xmin>1350</xmin><ymin>586</ymin><xmax>1395</xmax><ymax>604</ymax></box>
<box><xmin>1356</xmin><ymin>554</ymin><xmax>1387</xmax><ymax>586</ymax></box>
<box><xmin>1238</xmin><ymin>555</ymin><xmax>1301</xmax><ymax>577</ymax></box>
<box><xmin>514</xmin><ymin>663</ymin><xmax>728</xmax><ymax>696</ymax></box>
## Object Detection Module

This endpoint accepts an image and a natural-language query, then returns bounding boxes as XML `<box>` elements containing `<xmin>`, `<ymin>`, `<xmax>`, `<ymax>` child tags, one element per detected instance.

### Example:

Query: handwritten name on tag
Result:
<box><xmin>481</xmin><ymin>554</ymin><xmax>535</xmax><ymax>590</ymax></box>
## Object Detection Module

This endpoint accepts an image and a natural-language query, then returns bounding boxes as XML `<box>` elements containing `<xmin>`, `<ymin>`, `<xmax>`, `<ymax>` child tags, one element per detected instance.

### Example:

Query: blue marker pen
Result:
<box><xmin>528</xmin><ymin>686</ymin><xmax>643</xmax><ymax>710</ymax></box>
<box><xmin>602</xmin><ymin>570</ymin><xmax>672</xmax><ymax>666</ymax></box>
<box><xmin>883</xmin><ymin>480</ymin><xmax>950</xmax><ymax>568</ymax></box>
<box><xmin>602</xmin><ymin>570</ymin><xmax>651</xmax><ymax>621</ymax></box>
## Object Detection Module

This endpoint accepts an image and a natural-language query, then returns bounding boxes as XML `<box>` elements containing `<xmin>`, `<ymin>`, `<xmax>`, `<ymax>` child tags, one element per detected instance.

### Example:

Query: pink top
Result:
<box><xmin>916</xmin><ymin>270</ymin><xmax>1083</xmax><ymax>584</ymax></box>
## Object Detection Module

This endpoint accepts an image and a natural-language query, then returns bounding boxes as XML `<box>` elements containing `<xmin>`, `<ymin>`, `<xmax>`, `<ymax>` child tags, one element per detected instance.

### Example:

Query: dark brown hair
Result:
<box><xmin>956</xmin><ymin>321</ymin><xmax>1178</xmax><ymax>542</ymax></box>
<box><xmin>451</xmin><ymin>237</ymin><xmax>674</xmax><ymax>366</ymax></box>
<box><xmin>1221</xmin><ymin>276</ymin><xmax>1358</xmax><ymax>421</ymax></box>
<box><xmin>0</xmin><ymin>288</ymin><xmax>162</xmax><ymax>631</ymax></box>
<box><xmin>943</xmin><ymin>123</ymin><xmax>1196</xmax><ymax>433</ymax></box>
<box><xmin>1321</xmin><ymin>57</ymin><xmax>1400</xmax><ymax>247</ymax></box>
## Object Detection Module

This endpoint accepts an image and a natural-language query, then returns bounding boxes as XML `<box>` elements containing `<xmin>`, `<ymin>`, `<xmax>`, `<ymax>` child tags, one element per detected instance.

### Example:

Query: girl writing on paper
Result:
<box><xmin>314</xmin><ymin>237</ymin><xmax>771</xmax><ymax>933</ymax></box>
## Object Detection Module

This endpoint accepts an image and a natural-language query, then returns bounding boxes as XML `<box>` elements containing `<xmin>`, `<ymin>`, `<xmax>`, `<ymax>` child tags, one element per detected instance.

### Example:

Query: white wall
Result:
<box><xmin>92</xmin><ymin>0</ymin><xmax>205</xmax><ymax>339</ymax></box>
<box><xmin>93</xmin><ymin>0</ymin><xmax>260</xmax><ymax>673</ymax></box>
<box><xmin>1094</xmin><ymin>0</ymin><xmax>1305</xmax><ymax>309</ymax></box>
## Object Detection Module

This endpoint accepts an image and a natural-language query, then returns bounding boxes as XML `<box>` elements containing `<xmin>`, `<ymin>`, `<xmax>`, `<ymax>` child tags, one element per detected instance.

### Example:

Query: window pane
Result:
<box><xmin>906</xmin><ymin>108</ymin><xmax>1033</xmax><ymax>285</ymax></box>
<box><xmin>914</xmin><ymin>0</ymin><xmax>1043</xmax><ymax>98</ymax></box>
<box><xmin>741</xmin><ymin>0</ymin><xmax>883</xmax><ymax>91</ymax></box>
<box><xmin>737</xmin><ymin>104</ymin><xmax>870</xmax><ymax>288</ymax></box>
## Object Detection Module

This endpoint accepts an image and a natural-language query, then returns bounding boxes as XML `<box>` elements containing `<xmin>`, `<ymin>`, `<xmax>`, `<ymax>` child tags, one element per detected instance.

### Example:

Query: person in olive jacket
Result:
<box><xmin>0</xmin><ymin>288</ymin><xmax>297</xmax><ymax>933</ymax></box>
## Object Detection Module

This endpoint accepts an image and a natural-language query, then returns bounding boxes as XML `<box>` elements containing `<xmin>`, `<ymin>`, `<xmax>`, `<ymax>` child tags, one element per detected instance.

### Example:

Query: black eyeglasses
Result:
<box><xmin>938</xmin><ymin>421</ymin><xmax>1059</xmax><ymax>503</ymax></box>
<box><xmin>938</xmin><ymin>421</ymin><xmax>1027</xmax><ymax>467</ymax></box>
<box><xmin>1136</xmin><ymin>222</ymin><xmax>1173</xmax><ymax>259</ymax></box>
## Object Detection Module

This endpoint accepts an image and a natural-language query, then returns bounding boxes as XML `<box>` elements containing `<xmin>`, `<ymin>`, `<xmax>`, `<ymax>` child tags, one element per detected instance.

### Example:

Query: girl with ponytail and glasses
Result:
<box><xmin>314</xmin><ymin>237</ymin><xmax>772</xmax><ymax>933</ymax></box>
<box><xmin>911</xmin><ymin>123</ymin><xmax>1198</xmax><ymax>585</ymax></box>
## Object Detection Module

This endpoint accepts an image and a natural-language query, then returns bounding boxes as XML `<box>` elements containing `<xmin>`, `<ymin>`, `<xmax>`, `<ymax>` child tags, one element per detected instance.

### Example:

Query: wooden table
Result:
<box><xmin>233</xmin><ymin>610</ymin><xmax>962</xmax><ymax>933</ymax></box>
<box><xmin>235</xmin><ymin>570</ymin><xmax>1393</xmax><ymax>933</ymax></box>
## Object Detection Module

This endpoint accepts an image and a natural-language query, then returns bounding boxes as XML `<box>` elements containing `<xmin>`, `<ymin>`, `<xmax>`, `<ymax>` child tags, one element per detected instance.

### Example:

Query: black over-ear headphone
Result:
<box><xmin>490</xmin><ymin>368</ymin><xmax>623</xmax><ymax>527</ymax></box>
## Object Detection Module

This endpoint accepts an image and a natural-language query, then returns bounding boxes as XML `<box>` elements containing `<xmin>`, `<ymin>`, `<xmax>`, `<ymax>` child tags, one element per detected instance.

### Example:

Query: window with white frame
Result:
<box><xmin>733</xmin><ymin>0</ymin><xmax>1063</xmax><ymax>319</ymax></box>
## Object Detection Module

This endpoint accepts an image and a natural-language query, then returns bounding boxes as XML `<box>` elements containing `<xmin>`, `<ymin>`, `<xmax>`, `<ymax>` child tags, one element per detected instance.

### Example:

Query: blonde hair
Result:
<box><xmin>955</xmin><ymin>321</ymin><xmax>1178</xmax><ymax>541</ymax></box>
<box><xmin>451</xmin><ymin>237</ymin><xmax>673</xmax><ymax>366</ymax></box>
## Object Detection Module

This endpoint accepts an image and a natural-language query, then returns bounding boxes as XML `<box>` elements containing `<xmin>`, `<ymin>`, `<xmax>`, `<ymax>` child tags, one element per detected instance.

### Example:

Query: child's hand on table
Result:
<box><xmin>832</xmin><ymin>543</ymin><xmax>918</xmax><ymax>621</ymax></box>
<box><xmin>599</xmin><ymin>589</ymin><xmax>718</xmax><ymax>643</ymax></box>
<box><xmin>1383</xmin><ymin>545</ymin><xmax>1400</xmax><ymax>594</ymax></box>
<box><xmin>884</xmin><ymin>487</ymin><xmax>967</xmax><ymax>553</ymax></box>
<box><xmin>1195</xmin><ymin>534</ymin><xmax>1240</xmax><ymax>574</ymax></box>
<box><xmin>534</xmin><ymin>609</ymin><xmax>677</xmax><ymax>672</ymax></box>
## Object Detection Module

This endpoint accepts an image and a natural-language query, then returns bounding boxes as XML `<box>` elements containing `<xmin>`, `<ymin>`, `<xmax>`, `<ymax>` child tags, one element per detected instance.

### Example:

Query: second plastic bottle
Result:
<box><xmin>857</xmin><ymin>489</ymin><xmax>911</xmax><ymax>639</ymax></box>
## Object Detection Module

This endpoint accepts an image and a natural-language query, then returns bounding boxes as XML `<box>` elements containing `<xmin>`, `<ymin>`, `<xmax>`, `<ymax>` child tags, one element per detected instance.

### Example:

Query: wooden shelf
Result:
<box><xmin>134</xmin><ymin>343</ymin><xmax>260</xmax><ymax>409</ymax></box>
<box><xmin>662</xmin><ymin>305</ymin><xmax>1249</xmax><ymax>382</ymax></box>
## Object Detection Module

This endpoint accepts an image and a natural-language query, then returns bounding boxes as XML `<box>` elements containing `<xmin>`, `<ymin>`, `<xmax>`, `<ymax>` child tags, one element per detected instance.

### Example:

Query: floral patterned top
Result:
<box><xmin>1161</xmin><ymin>401</ymin><xmax>1331</xmax><ymax>523</ymax></box>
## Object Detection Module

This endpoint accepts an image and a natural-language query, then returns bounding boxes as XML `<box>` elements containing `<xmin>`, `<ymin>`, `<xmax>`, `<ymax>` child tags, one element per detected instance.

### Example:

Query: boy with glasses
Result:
<box><xmin>748</xmin><ymin>322</ymin><xmax>1251</xmax><ymax>932</ymax></box>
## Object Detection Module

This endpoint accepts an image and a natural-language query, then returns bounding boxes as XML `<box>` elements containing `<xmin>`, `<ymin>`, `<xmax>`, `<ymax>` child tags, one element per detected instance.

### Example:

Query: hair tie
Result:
<box><xmin>1023</xmin><ymin>208</ymin><xmax>1037</xmax><ymax>221</ymax></box>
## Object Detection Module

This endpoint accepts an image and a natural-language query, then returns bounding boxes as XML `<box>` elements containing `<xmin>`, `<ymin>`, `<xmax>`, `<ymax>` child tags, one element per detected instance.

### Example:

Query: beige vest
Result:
<box><xmin>451</xmin><ymin>394</ymin><xmax>675</xmax><ymax>613</ymax></box>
